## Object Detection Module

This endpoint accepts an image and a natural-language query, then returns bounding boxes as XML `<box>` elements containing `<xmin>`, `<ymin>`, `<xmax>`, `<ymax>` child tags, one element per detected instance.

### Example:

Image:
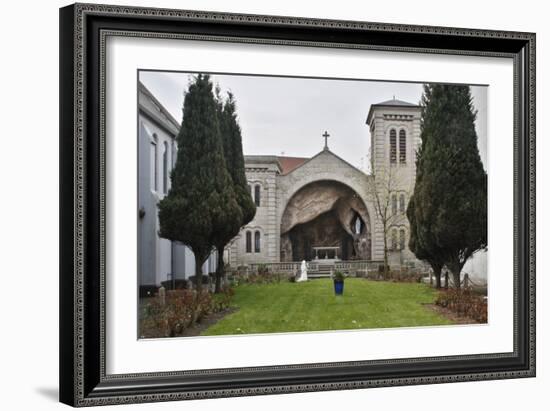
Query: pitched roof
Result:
<box><xmin>138</xmin><ymin>81</ymin><xmax>180</xmax><ymax>134</ymax></box>
<box><xmin>281</xmin><ymin>149</ymin><xmax>367</xmax><ymax>178</ymax></box>
<box><xmin>372</xmin><ymin>98</ymin><xmax>418</xmax><ymax>107</ymax></box>
<box><xmin>277</xmin><ymin>156</ymin><xmax>309</xmax><ymax>174</ymax></box>
<box><xmin>366</xmin><ymin>98</ymin><xmax>420</xmax><ymax>125</ymax></box>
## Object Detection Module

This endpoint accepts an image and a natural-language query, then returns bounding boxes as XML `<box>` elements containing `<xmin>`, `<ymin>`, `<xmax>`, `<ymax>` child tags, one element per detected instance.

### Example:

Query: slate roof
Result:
<box><xmin>372</xmin><ymin>98</ymin><xmax>418</xmax><ymax>107</ymax></box>
<box><xmin>366</xmin><ymin>98</ymin><xmax>420</xmax><ymax>125</ymax></box>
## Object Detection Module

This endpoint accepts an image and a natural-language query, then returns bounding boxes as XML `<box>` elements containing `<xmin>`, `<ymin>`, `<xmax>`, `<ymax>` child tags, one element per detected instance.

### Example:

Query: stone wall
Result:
<box><xmin>228</xmin><ymin>157</ymin><xmax>280</xmax><ymax>266</ymax></box>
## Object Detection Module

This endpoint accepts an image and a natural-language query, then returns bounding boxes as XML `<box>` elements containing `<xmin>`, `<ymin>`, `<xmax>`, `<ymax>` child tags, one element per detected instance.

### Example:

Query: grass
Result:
<box><xmin>202</xmin><ymin>278</ymin><xmax>453</xmax><ymax>336</ymax></box>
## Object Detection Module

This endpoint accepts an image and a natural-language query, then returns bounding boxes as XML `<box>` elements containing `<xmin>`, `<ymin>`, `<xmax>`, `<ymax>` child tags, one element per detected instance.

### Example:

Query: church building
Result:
<box><xmin>138</xmin><ymin>80</ymin><xmax>424</xmax><ymax>291</ymax></box>
<box><xmin>227</xmin><ymin>98</ymin><xmax>422</xmax><ymax>270</ymax></box>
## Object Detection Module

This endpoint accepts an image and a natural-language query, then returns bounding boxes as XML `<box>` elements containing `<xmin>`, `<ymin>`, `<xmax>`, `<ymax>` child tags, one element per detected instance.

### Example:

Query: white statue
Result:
<box><xmin>297</xmin><ymin>260</ymin><xmax>308</xmax><ymax>282</ymax></box>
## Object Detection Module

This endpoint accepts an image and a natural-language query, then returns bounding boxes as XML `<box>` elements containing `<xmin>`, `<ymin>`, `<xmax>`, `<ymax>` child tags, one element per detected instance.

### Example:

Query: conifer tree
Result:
<box><xmin>158</xmin><ymin>74</ymin><xmax>242</xmax><ymax>293</ymax></box>
<box><xmin>407</xmin><ymin>196</ymin><xmax>444</xmax><ymax>288</ymax></box>
<box><xmin>213</xmin><ymin>92</ymin><xmax>256</xmax><ymax>292</ymax></box>
<box><xmin>409</xmin><ymin>84</ymin><xmax>487</xmax><ymax>288</ymax></box>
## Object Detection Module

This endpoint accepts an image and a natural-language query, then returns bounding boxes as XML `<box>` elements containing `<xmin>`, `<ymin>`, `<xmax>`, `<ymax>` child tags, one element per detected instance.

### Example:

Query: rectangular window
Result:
<box><xmin>392</xmin><ymin>194</ymin><xmax>397</xmax><ymax>215</ymax></box>
<box><xmin>399</xmin><ymin>229</ymin><xmax>406</xmax><ymax>250</ymax></box>
<box><xmin>399</xmin><ymin>194</ymin><xmax>405</xmax><ymax>213</ymax></box>
<box><xmin>391</xmin><ymin>229</ymin><xmax>397</xmax><ymax>251</ymax></box>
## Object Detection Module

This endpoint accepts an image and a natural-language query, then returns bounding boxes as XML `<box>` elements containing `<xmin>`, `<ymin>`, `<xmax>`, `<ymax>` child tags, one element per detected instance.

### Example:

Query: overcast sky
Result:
<box><xmin>139</xmin><ymin>71</ymin><xmax>487</xmax><ymax>172</ymax></box>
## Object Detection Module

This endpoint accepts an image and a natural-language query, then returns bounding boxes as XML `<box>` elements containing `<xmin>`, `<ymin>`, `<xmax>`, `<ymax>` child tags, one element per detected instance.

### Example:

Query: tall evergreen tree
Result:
<box><xmin>410</xmin><ymin>84</ymin><xmax>487</xmax><ymax>288</ymax></box>
<box><xmin>158</xmin><ymin>74</ymin><xmax>242</xmax><ymax>294</ymax></box>
<box><xmin>407</xmin><ymin>196</ymin><xmax>444</xmax><ymax>288</ymax></box>
<box><xmin>213</xmin><ymin>91</ymin><xmax>256</xmax><ymax>292</ymax></box>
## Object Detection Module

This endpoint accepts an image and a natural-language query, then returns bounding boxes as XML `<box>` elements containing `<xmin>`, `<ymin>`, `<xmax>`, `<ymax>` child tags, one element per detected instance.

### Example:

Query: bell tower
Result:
<box><xmin>366</xmin><ymin>97</ymin><xmax>422</xmax><ymax>191</ymax></box>
<box><xmin>366</xmin><ymin>98</ymin><xmax>422</xmax><ymax>262</ymax></box>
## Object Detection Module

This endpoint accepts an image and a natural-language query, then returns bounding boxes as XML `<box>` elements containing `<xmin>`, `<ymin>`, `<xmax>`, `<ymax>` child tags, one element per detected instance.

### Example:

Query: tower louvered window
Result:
<box><xmin>389</xmin><ymin>129</ymin><xmax>397</xmax><ymax>164</ymax></box>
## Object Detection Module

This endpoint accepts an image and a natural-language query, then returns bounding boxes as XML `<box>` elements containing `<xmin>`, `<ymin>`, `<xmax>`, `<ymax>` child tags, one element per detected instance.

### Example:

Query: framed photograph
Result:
<box><xmin>59</xmin><ymin>3</ymin><xmax>535</xmax><ymax>407</ymax></box>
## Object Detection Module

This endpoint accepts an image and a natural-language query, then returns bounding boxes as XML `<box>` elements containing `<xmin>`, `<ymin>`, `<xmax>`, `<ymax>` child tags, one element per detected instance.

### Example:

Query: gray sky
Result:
<box><xmin>139</xmin><ymin>71</ymin><xmax>487</xmax><ymax>172</ymax></box>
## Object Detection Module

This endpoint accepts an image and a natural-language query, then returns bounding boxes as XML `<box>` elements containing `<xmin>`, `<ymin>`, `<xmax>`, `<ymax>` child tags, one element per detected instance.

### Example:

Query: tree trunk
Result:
<box><xmin>383</xmin><ymin>227</ymin><xmax>389</xmax><ymax>280</ymax></box>
<box><xmin>447</xmin><ymin>261</ymin><xmax>464</xmax><ymax>289</ymax></box>
<box><xmin>214</xmin><ymin>247</ymin><xmax>225</xmax><ymax>293</ymax></box>
<box><xmin>451</xmin><ymin>270</ymin><xmax>461</xmax><ymax>289</ymax></box>
<box><xmin>194</xmin><ymin>255</ymin><xmax>205</xmax><ymax>295</ymax></box>
<box><xmin>432</xmin><ymin>264</ymin><xmax>442</xmax><ymax>289</ymax></box>
<box><xmin>444</xmin><ymin>270</ymin><xmax>449</xmax><ymax>289</ymax></box>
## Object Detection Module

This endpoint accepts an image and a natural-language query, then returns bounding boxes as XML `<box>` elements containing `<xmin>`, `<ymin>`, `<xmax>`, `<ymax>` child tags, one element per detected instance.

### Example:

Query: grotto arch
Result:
<box><xmin>279</xmin><ymin>180</ymin><xmax>372</xmax><ymax>262</ymax></box>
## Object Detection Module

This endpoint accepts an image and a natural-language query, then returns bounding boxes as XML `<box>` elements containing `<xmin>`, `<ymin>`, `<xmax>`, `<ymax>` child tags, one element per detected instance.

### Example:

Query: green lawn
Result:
<box><xmin>202</xmin><ymin>278</ymin><xmax>452</xmax><ymax>336</ymax></box>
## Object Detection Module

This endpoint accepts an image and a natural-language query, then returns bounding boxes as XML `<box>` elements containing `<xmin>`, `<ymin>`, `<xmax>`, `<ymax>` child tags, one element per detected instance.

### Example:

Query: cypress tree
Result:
<box><xmin>158</xmin><ymin>74</ymin><xmax>242</xmax><ymax>294</ymax></box>
<box><xmin>213</xmin><ymin>91</ymin><xmax>256</xmax><ymax>292</ymax></box>
<box><xmin>411</xmin><ymin>84</ymin><xmax>487</xmax><ymax>288</ymax></box>
<box><xmin>407</xmin><ymin>196</ymin><xmax>444</xmax><ymax>288</ymax></box>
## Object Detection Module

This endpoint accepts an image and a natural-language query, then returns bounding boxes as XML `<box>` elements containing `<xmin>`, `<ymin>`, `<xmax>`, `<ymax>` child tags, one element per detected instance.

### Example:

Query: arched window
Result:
<box><xmin>392</xmin><ymin>193</ymin><xmax>397</xmax><ymax>215</ymax></box>
<box><xmin>150</xmin><ymin>134</ymin><xmax>158</xmax><ymax>191</ymax></box>
<box><xmin>399</xmin><ymin>193</ymin><xmax>406</xmax><ymax>213</ymax></box>
<box><xmin>162</xmin><ymin>141</ymin><xmax>169</xmax><ymax>194</ymax></box>
<box><xmin>245</xmin><ymin>231</ymin><xmax>252</xmax><ymax>253</ymax></box>
<box><xmin>391</xmin><ymin>228</ymin><xmax>398</xmax><ymax>251</ymax></box>
<box><xmin>254</xmin><ymin>231</ymin><xmax>261</xmax><ymax>253</ymax></box>
<box><xmin>254</xmin><ymin>184</ymin><xmax>261</xmax><ymax>207</ymax></box>
<box><xmin>399</xmin><ymin>228</ymin><xmax>406</xmax><ymax>250</ymax></box>
<box><xmin>389</xmin><ymin>129</ymin><xmax>397</xmax><ymax>164</ymax></box>
<box><xmin>399</xmin><ymin>129</ymin><xmax>407</xmax><ymax>164</ymax></box>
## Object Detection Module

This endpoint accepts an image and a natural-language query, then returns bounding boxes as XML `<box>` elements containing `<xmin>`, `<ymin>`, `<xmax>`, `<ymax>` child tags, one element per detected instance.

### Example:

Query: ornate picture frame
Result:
<box><xmin>59</xmin><ymin>3</ymin><xmax>535</xmax><ymax>407</ymax></box>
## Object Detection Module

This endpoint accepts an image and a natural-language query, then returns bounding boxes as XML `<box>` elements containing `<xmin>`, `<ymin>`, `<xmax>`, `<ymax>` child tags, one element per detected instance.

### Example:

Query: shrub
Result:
<box><xmin>187</xmin><ymin>275</ymin><xmax>211</xmax><ymax>286</ymax></box>
<box><xmin>140</xmin><ymin>287</ymin><xmax>235</xmax><ymax>338</ymax></box>
<box><xmin>435</xmin><ymin>288</ymin><xmax>488</xmax><ymax>323</ymax></box>
<box><xmin>388</xmin><ymin>269</ymin><xmax>424</xmax><ymax>283</ymax></box>
<box><xmin>256</xmin><ymin>263</ymin><xmax>269</xmax><ymax>275</ymax></box>
<box><xmin>332</xmin><ymin>270</ymin><xmax>345</xmax><ymax>282</ymax></box>
<box><xmin>160</xmin><ymin>279</ymin><xmax>188</xmax><ymax>290</ymax></box>
<box><xmin>212</xmin><ymin>287</ymin><xmax>235</xmax><ymax>312</ymax></box>
<box><xmin>236</xmin><ymin>271</ymin><xmax>288</xmax><ymax>284</ymax></box>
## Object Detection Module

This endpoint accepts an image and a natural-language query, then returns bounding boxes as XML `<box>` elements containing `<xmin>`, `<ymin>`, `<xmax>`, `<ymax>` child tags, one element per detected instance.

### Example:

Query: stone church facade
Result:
<box><xmin>227</xmin><ymin>98</ymin><xmax>423</xmax><ymax>269</ymax></box>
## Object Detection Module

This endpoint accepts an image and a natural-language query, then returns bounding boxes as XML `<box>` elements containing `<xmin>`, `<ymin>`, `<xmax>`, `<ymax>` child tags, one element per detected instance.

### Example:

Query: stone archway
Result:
<box><xmin>280</xmin><ymin>180</ymin><xmax>371</xmax><ymax>262</ymax></box>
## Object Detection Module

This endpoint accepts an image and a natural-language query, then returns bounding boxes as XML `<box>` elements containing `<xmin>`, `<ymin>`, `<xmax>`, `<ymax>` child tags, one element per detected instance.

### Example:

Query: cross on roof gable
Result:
<box><xmin>281</xmin><ymin>148</ymin><xmax>366</xmax><ymax>177</ymax></box>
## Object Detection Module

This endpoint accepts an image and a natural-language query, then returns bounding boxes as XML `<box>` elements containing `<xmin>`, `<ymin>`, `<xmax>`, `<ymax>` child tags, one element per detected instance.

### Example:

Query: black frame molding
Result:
<box><xmin>59</xmin><ymin>3</ymin><xmax>535</xmax><ymax>407</ymax></box>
